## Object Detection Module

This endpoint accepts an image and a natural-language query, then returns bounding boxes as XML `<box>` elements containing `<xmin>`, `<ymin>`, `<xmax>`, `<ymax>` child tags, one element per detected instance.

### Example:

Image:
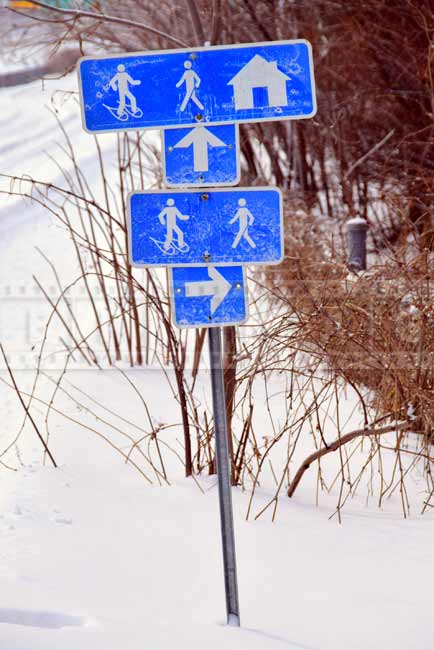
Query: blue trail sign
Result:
<box><xmin>163</xmin><ymin>124</ymin><xmax>240</xmax><ymax>187</ymax></box>
<box><xmin>128</xmin><ymin>187</ymin><xmax>283</xmax><ymax>267</ymax></box>
<box><xmin>170</xmin><ymin>265</ymin><xmax>247</xmax><ymax>327</ymax></box>
<box><xmin>78</xmin><ymin>40</ymin><xmax>316</xmax><ymax>133</ymax></box>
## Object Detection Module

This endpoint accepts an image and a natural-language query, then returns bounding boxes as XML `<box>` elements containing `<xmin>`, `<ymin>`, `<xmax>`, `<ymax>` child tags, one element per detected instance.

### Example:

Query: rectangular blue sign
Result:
<box><xmin>170</xmin><ymin>266</ymin><xmax>247</xmax><ymax>328</ymax></box>
<box><xmin>128</xmin><ymin>187</ymin><xmax>283</xmax><ymax>268</ymax></box>
<box><xmin>163</xmin><ymin>124</ymin><xmax>240</xmax><ymax>187</ymax></box>
<box><xmin>78</xmin><ymin>40</ymin><xmax>316</xmax><ymax>133</ymax></box>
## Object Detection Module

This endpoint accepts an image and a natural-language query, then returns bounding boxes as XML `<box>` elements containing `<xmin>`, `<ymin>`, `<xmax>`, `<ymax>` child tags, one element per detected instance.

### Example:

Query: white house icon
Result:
<box><xmin>228</xmin><ymin>54</ymin><xmax>290</xmax><ymax>111</ymax></box>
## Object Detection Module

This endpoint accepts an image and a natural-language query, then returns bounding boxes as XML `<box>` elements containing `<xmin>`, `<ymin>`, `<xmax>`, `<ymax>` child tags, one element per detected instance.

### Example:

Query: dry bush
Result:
<box><xmin>270</xmin><ymin>210</ymin><xmax>434</xmax><ymax>439</ymax></box>
<box><xmin>252</xmin><ymin>203</ymin><xmax>434</xmax><ymax>509</ymax></box>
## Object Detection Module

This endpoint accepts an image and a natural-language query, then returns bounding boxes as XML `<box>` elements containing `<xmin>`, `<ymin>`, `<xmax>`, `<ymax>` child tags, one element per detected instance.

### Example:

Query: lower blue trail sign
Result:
<box><xmin>170</xmin><ymin>266</ymin><xmax>247</xmax><ymax>327</ymax></box>
<box><xmin>128</xmin><ymin>187</ymin><xmax>283</xmax><ymax>267</ymax></box>
<box><xmin>163</xmin><ymin>124</ymin><xmax>239</xmax><ymax>187</ymax></box>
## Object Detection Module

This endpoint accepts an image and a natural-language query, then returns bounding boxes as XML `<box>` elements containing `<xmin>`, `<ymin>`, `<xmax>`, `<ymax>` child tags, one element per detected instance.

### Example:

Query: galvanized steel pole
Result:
<box><xmin>208</xmin><ymin>326</ymin><xmax>240</xmax><ymax>627</ymax></box>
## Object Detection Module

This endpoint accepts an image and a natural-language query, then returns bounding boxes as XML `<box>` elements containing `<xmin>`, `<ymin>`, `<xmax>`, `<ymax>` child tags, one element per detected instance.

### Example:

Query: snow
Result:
<box><xmin>1</xmin><ymin>391</ymin><xmax>433</xmax><ymax>650</ymax></box>
<box><xmin>1</xmin><ymin>49</ymin><xmax>433</xmax><ymax>650</ymax></box>
<box><xmin>346</xmin><ymin>217</ymin><xmax>368</xmax><ymax>228</ymax></box>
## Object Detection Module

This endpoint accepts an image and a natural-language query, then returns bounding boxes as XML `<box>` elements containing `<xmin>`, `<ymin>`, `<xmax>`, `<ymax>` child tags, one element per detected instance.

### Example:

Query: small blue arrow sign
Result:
<box><xmin>163</xmin><ymin>124</ymin><xmax>239</xmax><ymax>187</ymax></box>
<box><xmin>78</xmin><ymin>40</ymin><xmax>316</xmax><ymax>133</ymax></box>
<box><xmin>170</xmin><ymin>265</ymin><xmax>247</xmax><ymax>327</ymax></box>
<box><xmin>128</xmin><ymin>187</ymin><xmax>283</xmax><ymax>267</ymax></box>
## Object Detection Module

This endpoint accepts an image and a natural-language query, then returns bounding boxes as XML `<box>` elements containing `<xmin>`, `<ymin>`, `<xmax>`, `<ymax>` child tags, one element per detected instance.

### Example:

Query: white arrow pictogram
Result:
<box><xmin>173</xmin><ymin>125</ymin><xmax>227</xmax><ymax>172</ymax></box>
<box><xmin>185</xmin><ymin>267</ymin><xmax>232</xmax><ymax>314</ymax></box>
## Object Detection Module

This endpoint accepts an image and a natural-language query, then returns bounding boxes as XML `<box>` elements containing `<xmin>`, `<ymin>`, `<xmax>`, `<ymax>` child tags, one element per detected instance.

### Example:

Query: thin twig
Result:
<box><xmin>287</xmin><ymin>420</ymin><xmax>411</xmax><ymax>498</ymax></box>
<box><xmin>16</xmin><ymin>1</ymin><xmax>188</xmax><ymax>48</ymax></box>
<box><xmin>0</xmin><ymin>344</ymin><xmax>57</xmax><ymax>468</ymax></box>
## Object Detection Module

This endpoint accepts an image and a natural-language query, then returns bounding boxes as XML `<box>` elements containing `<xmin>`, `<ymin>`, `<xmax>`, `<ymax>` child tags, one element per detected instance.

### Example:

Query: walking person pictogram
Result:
<box><xmin>229</xmin><ymin>198</ymin><xmax>256</xmax><ymax>249</ymax></box>
<box><xmin>156</xmin><ymin>198</ymin><xmax>190</xmax><ymax>254</ymax></box>
<box><xmin>108</xmin><ymin>64</ymin><xmax>141</xmax><ymax>118</ymax></box>
<box><xmin>176</xmin><ymin>61</ymin><xmax>204</xmax><ymax>112</ymax></box>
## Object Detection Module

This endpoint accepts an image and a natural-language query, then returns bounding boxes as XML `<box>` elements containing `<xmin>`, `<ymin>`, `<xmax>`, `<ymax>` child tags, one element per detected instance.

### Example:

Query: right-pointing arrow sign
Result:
<box><xmin>170</xmin><ymin>265</ymin><xmax>247</xmax><ymax>328</ymax></box>
<box><xmin>185</xmin><ymin>266</ymin><xmax>231</xmax><ymax>314</ymax></box>
<box><xmin>174</xmin><ymin>125</ymin><xmax>227</xmax><ymax>172</ymax></box>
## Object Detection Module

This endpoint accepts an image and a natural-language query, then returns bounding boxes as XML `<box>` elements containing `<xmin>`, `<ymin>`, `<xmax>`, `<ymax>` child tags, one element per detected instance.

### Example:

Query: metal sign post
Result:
<box><xmin>208</xmin><ymin>326</ymin><xmax>240</xmax><ymax>627</ymax></box>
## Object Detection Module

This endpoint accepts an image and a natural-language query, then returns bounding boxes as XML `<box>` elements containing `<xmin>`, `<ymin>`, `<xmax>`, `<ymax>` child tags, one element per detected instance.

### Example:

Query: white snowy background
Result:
<box><xmin>0</xmin><ymin>40</ymin><xmax>433</xmax><ymax>650</ymax></box>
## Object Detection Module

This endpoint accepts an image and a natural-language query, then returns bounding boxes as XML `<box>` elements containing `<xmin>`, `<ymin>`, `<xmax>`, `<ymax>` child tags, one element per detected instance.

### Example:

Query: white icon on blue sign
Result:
<box><xmin>150</xmin><ymin>198</ymin><xmax>190</xmax><ymax>255</ymax></box>
<box><xmin>176</xmin><ymin>60</ymin><xmax>204</xmax><ymax>112</ymax></box>
<box><xmin>103</xmin><ymin>64</ymin><xmax>142</xmax><ymax>122</ymax></box>
<box><xmin>228</xmin><ymin>54</ymin><xmax>290</xmax><ymax>110</ymax></box>
<box><xmin>170</xmin><ymin>265</ymin><xmax>247</xmax><ymax>327</ymax></box>
<box><xmin>230</xmin><ymin>198</ymin><xmax>256</xmax><ymax>249</ymax></box>
<box><xmin>163</xmin><ymin>124</ymin><xmax>239</xmax><ymax>187</ymax></box>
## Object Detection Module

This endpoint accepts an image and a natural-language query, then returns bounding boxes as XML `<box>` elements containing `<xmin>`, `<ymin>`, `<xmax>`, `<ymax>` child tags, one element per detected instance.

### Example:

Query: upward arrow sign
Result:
<box><xmin>174</xmin><ymin>126</ymin><xmax>227</xmax><ymax>172</ymax></box>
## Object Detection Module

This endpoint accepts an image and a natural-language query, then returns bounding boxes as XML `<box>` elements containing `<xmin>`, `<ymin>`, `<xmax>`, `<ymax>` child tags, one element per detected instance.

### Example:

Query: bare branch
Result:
<box><xmin>14</xmin><ymin>1</ymin><xmax>189</xmax><ymax>48</ymax></box>
<box><xmin>287</xmin><ymin>420</ymin><xmax>411</xmax><ymax>498</ymax></box>
<box><xmin>0</xmin><ymin>344</ymin><xmax>58</xmax><ymax>468</ymax></box>
<box><xmin>184</xmin><ymin>0</ymin><xmax>205</xmax><ymax>45</ymax></box>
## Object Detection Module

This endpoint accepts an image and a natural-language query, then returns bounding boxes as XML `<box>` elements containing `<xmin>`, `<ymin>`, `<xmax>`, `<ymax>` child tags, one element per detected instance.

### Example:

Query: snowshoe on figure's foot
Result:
<box><xmin>150</xmin><ymin>237</ymin><xmax>190</xmax><ymax>255</ymax></box>
<box><xmin>125</xmin><ymin>106</ymin><xmax>143</xmax><ymax>119</ymax></box>
<box><xmin>150</xmin><ymin>238</ymin><xmax>177</xmax><ymax>255</ymax></box>
<box><xmin>102</xmin><ymin>104</ymin><xmax>129</xmax><ymax>122</ymax></box>
<box><xmin>103</xmin><ymin>103</ymin><xmax>143</xmax><ymax>122</ymax></box>
<box><xmin>174</xmin><ymin>242</ymin><xmax>190</xmax><ymax>253</ymax></box>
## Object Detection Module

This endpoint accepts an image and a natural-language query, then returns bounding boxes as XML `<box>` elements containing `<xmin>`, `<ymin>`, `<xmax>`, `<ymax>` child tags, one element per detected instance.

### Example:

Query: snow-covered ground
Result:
<box><xmin>1</xmin><ymin>42</ymin><xmax>433</xmax><ymax>650</ymax></box>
